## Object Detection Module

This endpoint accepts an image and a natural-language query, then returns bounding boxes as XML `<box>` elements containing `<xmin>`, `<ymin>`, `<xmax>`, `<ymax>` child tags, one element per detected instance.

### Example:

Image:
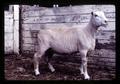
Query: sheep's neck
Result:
<box><xmin>86</xmin><ymin>17</ymin><xmax>98</xmax><ymax>38</ymax></box>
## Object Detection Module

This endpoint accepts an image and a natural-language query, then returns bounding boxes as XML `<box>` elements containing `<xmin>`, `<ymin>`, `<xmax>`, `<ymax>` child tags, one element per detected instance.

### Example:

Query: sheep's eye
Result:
<box><xmin>95</xmin><ymin>14</ymin><xmax>98</xmax><ymax>17</ymax></box>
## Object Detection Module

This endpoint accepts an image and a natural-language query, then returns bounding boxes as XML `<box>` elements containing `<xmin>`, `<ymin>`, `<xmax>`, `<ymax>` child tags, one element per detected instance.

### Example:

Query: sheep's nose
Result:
<box><xmin>104</xmin><ymin>20</ymin><xmax>108</xmax><ymax>25</ymax></box>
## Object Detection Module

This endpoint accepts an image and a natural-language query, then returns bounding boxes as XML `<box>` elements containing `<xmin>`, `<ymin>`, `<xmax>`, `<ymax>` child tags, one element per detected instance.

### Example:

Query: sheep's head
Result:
<box><xmin>91</xmin><ymin>11</ymin><xmax>108</xmax><ymax>27</ymax></box>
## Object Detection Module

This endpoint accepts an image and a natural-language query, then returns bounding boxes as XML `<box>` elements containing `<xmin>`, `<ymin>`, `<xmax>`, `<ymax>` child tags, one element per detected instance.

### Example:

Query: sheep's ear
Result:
<box><xmin>91</xmin><ymin>12</ymin><xmax>94</xmax><ymax>15</ymax></box>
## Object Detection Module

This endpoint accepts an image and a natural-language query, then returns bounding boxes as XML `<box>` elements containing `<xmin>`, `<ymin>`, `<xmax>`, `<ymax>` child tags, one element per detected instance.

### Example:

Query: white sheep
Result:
<box><xmin>33</xmin><ymin>11</ymin><xmax>108</xmax><ymax>80</ymax></box>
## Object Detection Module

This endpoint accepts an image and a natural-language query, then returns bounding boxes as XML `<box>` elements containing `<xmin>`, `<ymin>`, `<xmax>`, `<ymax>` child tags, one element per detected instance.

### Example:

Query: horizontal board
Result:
<box><xmin>22</xmin><ymin>44</ymin><xmax>35</xmax><ymax>51</ymax></box>
<box><xmin>22</xmin><ymin>30</ymin><xmax>39</xmax><ymax>38</ymax></box>
<box><xmin>22</xmin><ymin>5</ymin><xmax>47</xmax><ymax>12</ymax></box>
<box><xmin>89</xmin><ymin>61</ymin><xmax>115</xmax><ymax>67</ymax></box>
<box><xmin>22</xmin><ymin>5</ymin><xmax>115</xmax><ymax>15</ymax></box>
<box><xmin>89</xmin><ymin>49</ymin><xmax>115</xmax><ymax>58</ymax></box>
<box><xmin>22</xmin><ymin>37</ymin><xmax>38</xmax><ymax>44</ymax></box>
<box><xmin>22</xmin><ymin>44</ymin><xmax>38</xmax><ymax>51</ymax></box>
<box><xmin>96</xmin><ymin>30</ymin><xmax>115</xmax><ymax>39</ymax></box>
<box><xmin>96</xmin><ymin>57</ymin><xmax>115</xmax><ymax>63</ymax></box>
<box><xmin>22</xmin><ymin>13</ymin><xmax>115</xmax><ymax>24</ymax></box>
<box><xmin>98</xmin><ymin>30</ymin><xmax>115</xmax><ymax>40</ymax></box>
<box><xmin>62</xmin><ymin>5</ymin><xmax>115</xmax><ymax>14</ymax></box>
<box><xmin>88</xmin><ymin>56</ymin><xmax>115</xmax><ymax>63</ymax></box>
<box><xmin>22</xmin><ymin>10</ymin><xmax>48</xmax><ymax>18</ymax></box>
<box><xmin>88</xmin><ymin>64</ymin><xmax>115</xmax><ymax>71</ymax></box>
<box><xmin>98</xmin><ymin>39</ymin><xmax>111</xmax><ymax>44</ymax></box>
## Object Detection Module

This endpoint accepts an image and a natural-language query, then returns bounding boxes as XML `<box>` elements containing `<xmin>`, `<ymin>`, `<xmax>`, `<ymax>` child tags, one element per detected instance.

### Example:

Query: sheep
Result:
<box><xmin>33</xmin><ymin>11</ymin><xmax>108</xmax><ymax>80</ymax></box>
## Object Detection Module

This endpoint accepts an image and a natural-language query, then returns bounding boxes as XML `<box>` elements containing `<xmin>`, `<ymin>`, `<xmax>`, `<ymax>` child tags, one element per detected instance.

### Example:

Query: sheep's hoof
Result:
<box><xmin>81</xmin><ymin>72</ymin><xmax>84</xmax><ymax>75</ymax></box>
<box><xmin>35</xmin><ymin>72</ymin><xmax>40</xmax><ymax>76</ymax></box>
<box><xmin>51</xmin><ymin>68</ymin><xmax>55</xmax><ymax>73</ymax></box>
<box><xmin>79</xmin><ymin>68</ymin><xmax>84</xmax><ymax>75</ymax></box>
<box><xmin>84</xmin><ymin>76</ymin><xmax>90</xmax><ymax>80</ymax></box>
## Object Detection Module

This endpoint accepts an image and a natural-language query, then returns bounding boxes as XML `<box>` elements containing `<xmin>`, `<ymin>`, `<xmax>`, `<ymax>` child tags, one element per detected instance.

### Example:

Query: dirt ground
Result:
<box><xmin>4</xmin><ymin>49</ymin><xmax>115</xmax><ymax>80</ymax></box>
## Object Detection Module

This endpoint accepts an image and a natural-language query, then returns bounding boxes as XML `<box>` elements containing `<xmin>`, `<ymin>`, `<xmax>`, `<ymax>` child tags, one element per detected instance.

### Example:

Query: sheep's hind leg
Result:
<box><xmin>33</xmin><ymin>52</ymin><xmax>41</xmax><ymax>75</ymax></box>
<box><xmin>44</xmin><ymin>49</ymin><xmax>55</xmax><ymax>72</ymax></box>
<box><xmin>34</xmin><ymin>45</ymin><xmax>49</xmax><ymax>76</ymax></box>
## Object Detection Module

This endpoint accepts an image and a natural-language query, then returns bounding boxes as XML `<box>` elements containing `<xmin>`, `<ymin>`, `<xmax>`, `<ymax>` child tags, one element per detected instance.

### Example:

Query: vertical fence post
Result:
<box><xmin>19</xmin><ymin>5</ymin><xmax>22</xmax><ymax>54</ymax></box>
<box><xmin>13</xmin><ymin>5</ymin><xmax>19</xmax><ymax>54</ymax></box>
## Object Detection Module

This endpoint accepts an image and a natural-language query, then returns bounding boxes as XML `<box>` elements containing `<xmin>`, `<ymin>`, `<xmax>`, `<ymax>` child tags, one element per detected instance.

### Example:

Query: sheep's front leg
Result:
<box><xmin>80</xmin><ymin>63</ymin><xmax>84</xmax><ymax>75</ymax></box>
<box><xmin>80</xmin><ymin>50</ymin><xmax>90</xmax><ymax>80</ymax></box>
<box><xmin>34</xmin><ymin>46</ymin><xmax>48</xmax><ymax>75</ymax></box>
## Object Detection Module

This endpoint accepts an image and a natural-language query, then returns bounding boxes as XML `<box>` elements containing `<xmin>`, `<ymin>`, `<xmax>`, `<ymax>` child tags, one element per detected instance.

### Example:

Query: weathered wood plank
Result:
<box><xmin>96</xmin><ymin>30</ymin><xmax>115</xmax><ymax>39</ymax></box>
<box><xmin>21</xmin><ymin>5</ymin><xmax>47</xmax><ymax>12</ymax></box>
<box><xmin>22</xmin><ymin>37</ymin><xmax>38</xmax><ymax>44</ymax></box>
<box><xmin>22</xmin><ymin>5</ymin><xmax>115</xmax><ymax>15</ymax></box>
<box><xmin>22</xmin><ymin>44</ymin><xmax>35</xmax><ymax>51</ymax></box>
<box><xmin>22</xmin><ymin>44</ymin><xmax>39</xmax><ymax>52</ymax></box>
<box><xmin>22</xmin><ymin>13</ymin><xmax>115</xmax><ymax>24</ymax></box>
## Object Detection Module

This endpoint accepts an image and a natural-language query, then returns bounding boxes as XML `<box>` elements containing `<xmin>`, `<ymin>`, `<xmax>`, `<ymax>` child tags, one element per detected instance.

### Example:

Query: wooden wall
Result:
<box><xmin>21</xmin><ymin>5</ymin><xmax>115</xmax><ymax>71</ymax></box>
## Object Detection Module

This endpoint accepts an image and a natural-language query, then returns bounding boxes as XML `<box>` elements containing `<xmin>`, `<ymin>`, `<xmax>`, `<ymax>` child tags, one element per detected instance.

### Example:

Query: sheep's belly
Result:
<box><xmin>50</xmin><ymin>41</ymin><xmax>78</xmax><ymax>54</ymax></box>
